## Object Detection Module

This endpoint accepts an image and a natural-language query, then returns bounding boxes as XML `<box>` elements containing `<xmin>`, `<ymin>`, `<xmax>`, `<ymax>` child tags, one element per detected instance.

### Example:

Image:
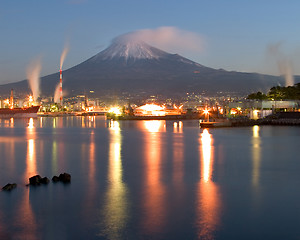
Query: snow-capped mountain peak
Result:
<box><xmin>96</xmin><ymin>35</ymin><xmax>169</xmax><ymax>60</ymax></box>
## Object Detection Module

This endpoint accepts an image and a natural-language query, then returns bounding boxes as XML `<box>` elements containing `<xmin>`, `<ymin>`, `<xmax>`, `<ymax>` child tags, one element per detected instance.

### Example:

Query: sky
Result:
<box><xmin>1</xmin><ymin>0</ymin><xmax>300</xmax><ymax>84</ymax></box>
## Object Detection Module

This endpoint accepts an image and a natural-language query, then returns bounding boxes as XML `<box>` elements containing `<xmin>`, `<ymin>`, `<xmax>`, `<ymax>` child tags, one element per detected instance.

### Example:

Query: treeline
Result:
<box><xmin>247</xmin><ymin>83</ymin><xmax>300</xmax><ymax>100</ymax></box>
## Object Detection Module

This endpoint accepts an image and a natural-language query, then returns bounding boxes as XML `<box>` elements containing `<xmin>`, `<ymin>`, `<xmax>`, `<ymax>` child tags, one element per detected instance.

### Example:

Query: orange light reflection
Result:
<box><xmin>14</xmin><ymin>117</ymin><xmax>39</xmax><ymax>239</ymax></box>
<box><xmin>14</xmin><ymin>188</ymin><xmax>38</xmax><ymax>239</ymax></box>
<box><xmin>102</xmin><ymin>120</ymin><xmax>128</xmax><ymax>239</ymax></box>
<box><xmin>89</xmin><ymin>130</ymin><xmax>95</xmax><ymax>181</ymax></box>
<box><xmin>252</xmin><ymin>125</ymin><xmax>261</xmax><ymax>186</ymax></box>
<box><xmin>197</xmin><ymin>129</ymin><xmax>221</xmax><ymax>240</ymax></box>
<box><xmin>28</xmin><ymin>118</ymin><xmax>34</xmax><ymax>129</ymax></box>
<box><xmin>144</xmin><ymin>120</ymin><xmax>165</xmax><ymax>133</ymax></box>
<box><xmin>142</xmin><ymin>126</ymin><xmax>166</xmax><ymax>234</ymax></box>
<box><xmin>172</xmin><ymin>130</ymin><xmax>184</xmax><ymax>193</ymax></box>
<box><xmin>173</xmin><ymin>121</ymin><xmax>183</xmax><ymax>133</ymax></box>
<box><xmin>10</xmin><ymin>118</ymin><xmax>14</xmax><ymax>127</ymax></box>
<box><xmin>25</xmin><ymin>118</ymin><xmax>37</xmax><ymax>181</ymax></box>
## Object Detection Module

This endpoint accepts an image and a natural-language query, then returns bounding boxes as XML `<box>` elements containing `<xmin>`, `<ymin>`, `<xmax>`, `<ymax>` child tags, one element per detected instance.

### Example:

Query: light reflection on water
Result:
<box><xmin>197</xmin><ymin>129</ymin><xmax>221</xmax><ymax>240</ymax></box>
<box><xmin>172</xmin><ymin>123</ymin><xmax>184</xmax><ymax>184</ymax></box>
<box><xmin>14</xmin><ymin>117</ymin><xmax>38</xmax><ymax>240</ymax></box>
<box><xmin>52</xmin><ymin>141</ymin><xmax>58</xmax><ymax>173</ymax></box>
<box><xmin>173</xmin><ymin>121</ymin><xmax>183</xmax><ymax>133</ymax></box>
<box><xmin>142</xmin><ymin>120</ymin><xmax>166</xmax><ymax>234</ymax></box>
<box><xmin>101</xmin><ymin>120</ymin><xmax>129</xmax><ymax>240</ymax></box>
<box><xmin>89</xmin><ymin>130</ymin><xmax>96</xmax><ymax>183</ymax></box>
<box><xmin>252</xmin><ymin>125</ymin><xmax>261</xmax><ymax>186</ymax></box>
<box><xmin>144</xmin><ymin>120</ymin><xmax>166</xmax><ymax>132</ymax></box>
<box><xmin>26</xmin><ymin>118</ymin><xmax>37</xmax><ymax>181</ymax></box>
<box><xmin>14</xmin><ymin>187</ymin><xmax>38</xmax><ymax>240</ymax></box>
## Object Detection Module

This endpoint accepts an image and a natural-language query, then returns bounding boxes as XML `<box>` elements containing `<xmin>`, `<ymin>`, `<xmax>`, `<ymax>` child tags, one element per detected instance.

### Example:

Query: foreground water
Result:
<box><xmin>0</xmin><ymin>116</ymin><xmax>299</xmax><ymax>240</ymax></box>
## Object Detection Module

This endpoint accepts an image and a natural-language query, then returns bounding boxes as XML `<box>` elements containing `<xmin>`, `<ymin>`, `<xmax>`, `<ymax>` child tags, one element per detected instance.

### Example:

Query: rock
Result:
<box><xmin>52</xmin><ymin>176</ymin><xmax>59</xmax><ymax>182</ymax></box>
<box><xmin>29</xmin><ymin>175</ymin><xmax>49</xmax><ymax>185</ymax></box>
<box><xmin>29</xmin><ymin>175</ymin><xmax>42</xmax><ymax>185</ymax></box>
<box><xmin>40</xmin><ymin>177</ymin><xmax>49</xmax><ymax>184</ymax></box>
<box><xmin>2</xmin><ymin>183</ymin><xmax>17</xmax><ymax>191</ymax></box>
<box><xmin>59</xmin><ymin>173</ymin><xmax>71</xmax><ymax>183</ymax></box>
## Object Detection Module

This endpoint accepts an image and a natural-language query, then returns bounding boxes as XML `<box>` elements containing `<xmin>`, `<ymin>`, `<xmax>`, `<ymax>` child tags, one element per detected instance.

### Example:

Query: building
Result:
<box><xmin>227</xmin><ymin>100</ymin><xmax>299</xmax><ymax>120</ymax></box>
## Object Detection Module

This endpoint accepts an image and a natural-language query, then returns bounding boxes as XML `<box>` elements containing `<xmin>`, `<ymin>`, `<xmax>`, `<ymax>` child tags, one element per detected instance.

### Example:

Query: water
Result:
<box><xmin>0</xmin><ymin>116</ymin><xmax>300</xmax><ymax>240</ymax></box>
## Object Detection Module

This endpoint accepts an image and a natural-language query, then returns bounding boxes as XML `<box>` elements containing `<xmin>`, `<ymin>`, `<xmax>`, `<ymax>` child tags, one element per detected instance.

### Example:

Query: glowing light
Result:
<box><xmin>135</xmin><ymin>104</ymin><xmax>166</xmax><ymax>116</ymax></box>
<box><xmin>203</xmin><ymin>109</ymin><xmax>210</xmax><ymax>122</ymax></box>
<box><xmin>218</xmin><ymin>107</ymin><xmax>224</xmax><ymax>114</ymax></box>
<box><xmin>28</xmin><ymin>95</ymin><xmax>34</xmax><ymax>103</ymax></box>
<box><xmin>203</xmin><ymin>109</ymin><xmax>209</xmax><ymax>115</ymax></box>
<box><xmin>201</xmin><ymin>129</ymin><xmax>212</xmax><ymax>182</ymax></box>
<box><xmin>252</xmin><ymin>110</ymin><xmax>260</xmax><ymax>120</ymax></box>
<box><xmin>253</xmin><ymin>125</ymin><xmax>259</xmax><ymax>138</ymax></box>
<box><xmin>230</xmin><ymin>109</ymin><xmax>237</xmax><ymax>115</ymax></box>
<box><xmin>4</xmin><ymin>99</ymin><xmax>9</xmax><ymax>105</ymax></box>
<box><xmin>110</xmin><ymin>120</ymin><xmax>120</xmax><ymax>131</ymax></box>
<box><xmin>28</xmin><ymin>118</ymin><xmax>34</xmax><ymax>129</ymax></box>
<box><xmin>109</xmin><ymin>107</ymin><xmax>122</xmax><ymax>116</ymax></box>
<box><xmin>144</xmin><ymin>121</ymin><xmax>163</xmax><ymax>132</ymax></box>
<box><xmin>85</xmin><ymin>106</ymin><xmax>94</xmax><ymax>112</ymax></box>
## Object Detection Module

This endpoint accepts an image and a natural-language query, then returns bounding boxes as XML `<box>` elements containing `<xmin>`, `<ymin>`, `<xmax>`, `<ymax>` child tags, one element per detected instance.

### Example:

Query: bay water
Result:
<box><xmin>0</xmin><ymin>116</ymin><xmax>299</xmax><ymax>239</ymax></box>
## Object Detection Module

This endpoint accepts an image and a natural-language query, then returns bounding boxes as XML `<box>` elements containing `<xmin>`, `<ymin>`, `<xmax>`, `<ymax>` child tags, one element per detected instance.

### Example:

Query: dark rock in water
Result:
<box><xmin>29</xmin><ymin>175</ymin><xmax>49</xmax><ymax>185</ymax></box>
<box><xmin>52</xmin><ymin>176</ymin><xmax>59</xmax><ymax>182</ymax></box>
<box><xmin>59</xmin><ymin>173</ymin><xmax>71</xmax><ymax>183</ymax></box>
<box><xmin>2</xmin><ymin>183</ymin><xmax>17</xmax><ymax>191</ymax></box>
<box><xmin>29</xmin><ymin>175</ymin><xmax>42</xmax><ymax>185</ymax></box>
<box><xmin>40</xmin><ymin>177</ymin><xmax>50</xmax><ymax>184</ymax></box>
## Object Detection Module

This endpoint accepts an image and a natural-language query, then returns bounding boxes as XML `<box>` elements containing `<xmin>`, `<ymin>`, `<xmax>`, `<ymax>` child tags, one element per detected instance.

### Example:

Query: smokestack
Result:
<box><xmin>58</xmin><ymin>44</ymin><xmax>69</xmax><ymax>105</ymax></box>
<box><xmin>10</xmin><ymin>89</ymin><xmax>14</xmax><ymax>109</ymax></box>
<box><xmin>60</xmin><ymin>69</ymin><xmax>63</xmax><ymax>105</ymax></box>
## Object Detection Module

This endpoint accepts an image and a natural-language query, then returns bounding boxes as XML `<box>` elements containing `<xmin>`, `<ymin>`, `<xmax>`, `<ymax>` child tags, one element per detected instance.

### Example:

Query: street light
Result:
<box><xmin>203</xmin><ymin>109</ymin><xmax>209</xmax><ymax>122</ymax></box>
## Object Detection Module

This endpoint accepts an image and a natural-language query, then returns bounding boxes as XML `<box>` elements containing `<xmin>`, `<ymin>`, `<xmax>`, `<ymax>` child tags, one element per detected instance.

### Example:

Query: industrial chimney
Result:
<box><xmin>10</xmin><ymin>89</ymin><xmax>14</xmax><ymax>109</ymax></box>
<box><xmin>59</xmin><ymin>69</ymin><xmax>63</xmax><ymax>105</ymax></box>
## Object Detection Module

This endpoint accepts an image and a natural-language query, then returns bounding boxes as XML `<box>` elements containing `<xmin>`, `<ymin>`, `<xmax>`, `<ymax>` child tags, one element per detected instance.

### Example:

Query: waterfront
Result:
<box><xmin>0</xmin><ymin>116</ymin><xmax>300</xmax><ymax>239</ymax></box>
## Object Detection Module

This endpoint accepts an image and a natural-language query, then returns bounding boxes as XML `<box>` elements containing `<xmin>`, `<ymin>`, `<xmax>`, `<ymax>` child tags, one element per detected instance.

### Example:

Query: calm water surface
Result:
<box><xmin>0</xmin><ymin>116</ymin><xmax>300</xmax><ymax>240</ymax></box>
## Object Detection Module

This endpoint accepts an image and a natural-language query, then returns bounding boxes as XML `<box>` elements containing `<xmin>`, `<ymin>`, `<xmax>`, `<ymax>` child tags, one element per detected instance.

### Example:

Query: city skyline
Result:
<box><xmin>1</xmin><ymin>1</ymin><xmax>300</xmax><ymax>84</ymax></box>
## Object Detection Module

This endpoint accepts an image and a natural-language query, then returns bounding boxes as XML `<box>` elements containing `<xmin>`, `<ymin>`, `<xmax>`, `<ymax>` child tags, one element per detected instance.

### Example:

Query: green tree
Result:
<box><xmin>247</xmin><ymin>91</ymin><xmax>268</xmax><ymax>100</ymax></box>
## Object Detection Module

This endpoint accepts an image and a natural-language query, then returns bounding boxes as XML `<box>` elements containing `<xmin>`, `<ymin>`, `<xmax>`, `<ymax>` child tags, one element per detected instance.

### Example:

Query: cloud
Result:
<box><xmin>119</xmin><ymin>26</ymin><xmax>205</xmax><ymax>54</ymax></box>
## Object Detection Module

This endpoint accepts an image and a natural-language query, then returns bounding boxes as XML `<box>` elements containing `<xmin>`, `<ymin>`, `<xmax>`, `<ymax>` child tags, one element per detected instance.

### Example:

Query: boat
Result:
<box><xmin>106</xmin><ymin>113</ymin><xmax>200</xmax><ymax>121</ymax></box>
<box><xmin>0</xmin><ymin>89</ymin><xmax>40</xmax><ymax>118</ymax></box>
<box><xmin>200</xmin><ymin>120</ymin><xmax>232</xmax><ymax>128</ymax></box>
<box><xmin>0</xmin><ymin>105</ymin><xmax>40</xmax><ymax>118</ymax></box>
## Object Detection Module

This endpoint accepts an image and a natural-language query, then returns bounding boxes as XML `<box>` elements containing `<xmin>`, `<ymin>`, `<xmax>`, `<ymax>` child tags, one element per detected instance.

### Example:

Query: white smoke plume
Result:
<box><xmin>267</xmin><ymin>43</ymin><xmax>294</xmax><ymax>87</ymax></box>
<box><xmin>26</xmin><ymin>57</ymin><xmax>41</xmax><ymax>101</ymax></box>
<box><xmin>121</xmin><ymin>26</ymin><xmax>205</xmax><ymax>54</ymax></box>
<box><xmin>60</xmin><ymin>43</ymin><xmax>69</xmax><ymax>69</ymax></box>
<box><xmin>54</xmin><ymin>83</ymin><xmax>60</xmax><ymax>103</ymax></box>
<box><xmin>54</xmin><ymin>83</ymin><xmax>68</xmax><ymax>103</ymax></box>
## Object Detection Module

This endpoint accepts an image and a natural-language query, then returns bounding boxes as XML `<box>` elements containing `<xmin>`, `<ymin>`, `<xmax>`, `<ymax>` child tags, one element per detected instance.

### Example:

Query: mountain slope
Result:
<box><xmin>0</xmin><ymin>36</ymin><xmax>285</xmax><ymax>97</ymax></box>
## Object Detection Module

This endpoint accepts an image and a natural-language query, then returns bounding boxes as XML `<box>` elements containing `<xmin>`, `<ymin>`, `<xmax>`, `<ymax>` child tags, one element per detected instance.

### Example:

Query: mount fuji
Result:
<box><xmin>0</xmin><ymin>35</ymin><xmax>285</xmax><ymax>98</ymax></box>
